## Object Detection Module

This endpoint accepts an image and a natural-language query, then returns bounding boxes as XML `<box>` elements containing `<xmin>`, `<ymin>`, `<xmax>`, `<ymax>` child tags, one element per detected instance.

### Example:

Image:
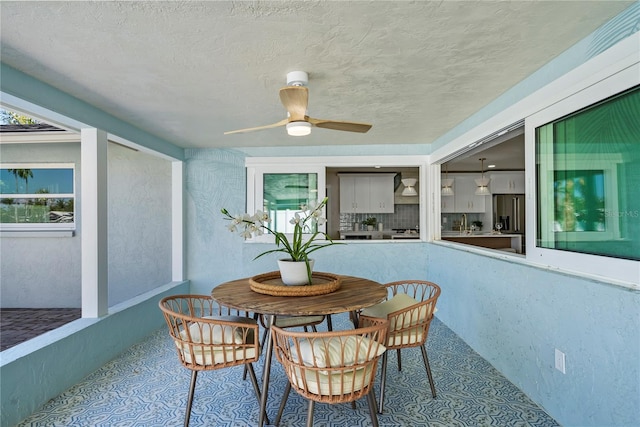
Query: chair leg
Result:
<box><xmin>367</xmin><ymin>392</ymin><xmax>380</xmax><ymax>427</ymax></box>
<box><xmin>326</xmin><ymin>314</ymin><xmax>333</xmax><ymax>331</ymax></box>
<box><xmin>184</xmin><ymin>370</ymin><xmax>198</xmax><ymax>427</ymax></box>
<box><xmin>246</xmin><ymin>363</ymin><xmax>271</xmax><ymax>426</ymax></box>
<box><xmin>378</xmin><ymin>351</ymin><xmax>388</xmax><ymax>414</ymax></box>
<box><xmin>306</xmin><ymin>400</ymin><xmax>315</xmax><ymax>427</ymax></box>
<box><xmin>420</xmin><ymin>344</ymin><xmax>437</xmax><ymax>398</ymax></box>
<box><xmin>275</xmin><ymin>382</ymin><xmax>291</xmax><ymax>426</ymax></box>
<box><xmin>397</xmin><ymin>348</ymin><xmax>402</xmax><ymax>371</ymax></box>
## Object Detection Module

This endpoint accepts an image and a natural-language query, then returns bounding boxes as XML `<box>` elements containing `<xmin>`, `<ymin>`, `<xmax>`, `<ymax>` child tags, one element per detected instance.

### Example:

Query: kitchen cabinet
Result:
<box><xmin>452</xmin><ymin>174</ymin><xmax>486</xmax><ymax>213</ymax></box>
<box><xmin>369</xmin><ymin>175</ymin><xmax>395</xmax><ymax>212</ymax></box>
<box><xmin>441</xmin><ymin>195</ymin><xmax>455</xmax><ymax>213</ymax></box>
<box><xmin>339</xmin><ymin>174</ymin><xmax>395</xmax><ymax>214</ymax></box>
<box><xmin>490</xmin><ymin>172</ymin><xmax>525</xmax><ymax>193</ymax></box>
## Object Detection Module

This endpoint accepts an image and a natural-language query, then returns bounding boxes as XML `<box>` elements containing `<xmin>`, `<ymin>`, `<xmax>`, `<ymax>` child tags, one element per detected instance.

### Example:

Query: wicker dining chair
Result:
<box><xmin>159</xmin><ymin>294</ymin><xmax>264</xmax><ymax>427</ymax></box>
<box><xmin>360</xmin><ymin>280</ymin><xmax>441</xmax><ymax>414</ymax></box>
<box><xmin>271</xmin><ymin>318</ymin><xmax>389</xmax><ymax>427</ymax></box>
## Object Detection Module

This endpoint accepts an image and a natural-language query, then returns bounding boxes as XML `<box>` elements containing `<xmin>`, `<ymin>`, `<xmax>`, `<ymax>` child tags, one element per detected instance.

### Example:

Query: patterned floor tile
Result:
<box><xmin>16</xmin><ymin>314</ymin><xmax>559</xmax><ymax>426</ymax></box>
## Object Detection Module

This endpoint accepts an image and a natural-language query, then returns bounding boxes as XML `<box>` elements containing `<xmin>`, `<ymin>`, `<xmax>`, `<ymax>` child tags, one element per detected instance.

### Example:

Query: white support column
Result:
<box><xmin>81</xmin><ymin>128</ymin><xmax>108</xmax><ymax>318</ymax></box>
<box><xmin>171</xmin><ymin>160</ymin><xmax>185</xmax><ymax>281</ymax></box>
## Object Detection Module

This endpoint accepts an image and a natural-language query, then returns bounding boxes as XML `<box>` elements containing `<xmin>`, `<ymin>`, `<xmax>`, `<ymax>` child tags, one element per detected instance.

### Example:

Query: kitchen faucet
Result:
<box><xmin>460</xmin><ymin>213</ymin><xmax>467</xmax><ymax>234</ymax></box>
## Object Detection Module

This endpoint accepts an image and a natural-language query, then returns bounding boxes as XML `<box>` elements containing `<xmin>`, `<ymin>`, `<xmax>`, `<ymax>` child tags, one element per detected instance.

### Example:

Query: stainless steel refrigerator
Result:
<box><xmin>493</xmin><ymin>194</ymin><xmax>525</xmax><ymax>252</ymax></box>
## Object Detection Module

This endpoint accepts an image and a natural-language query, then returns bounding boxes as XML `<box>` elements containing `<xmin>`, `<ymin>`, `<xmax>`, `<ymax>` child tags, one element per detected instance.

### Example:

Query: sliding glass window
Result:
<box><xmin>536</xmin><ymin>86</ymin><xmax>639</xmax><ymax>261</ymax></box>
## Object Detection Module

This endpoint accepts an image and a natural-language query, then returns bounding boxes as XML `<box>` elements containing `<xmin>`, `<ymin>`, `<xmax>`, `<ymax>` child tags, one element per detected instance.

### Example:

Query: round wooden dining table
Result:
<box><xmin>211</xmin><ymin>274</ymin><xmax>387</xmax><ymax>427</ymax></box>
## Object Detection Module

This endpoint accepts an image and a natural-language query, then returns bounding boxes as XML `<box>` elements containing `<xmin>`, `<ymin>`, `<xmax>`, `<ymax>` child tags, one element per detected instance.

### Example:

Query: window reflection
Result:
<box><xmin>263</xmin><ymin>173</ymin><xmax>318</xmax><ymax>234</ymax></box>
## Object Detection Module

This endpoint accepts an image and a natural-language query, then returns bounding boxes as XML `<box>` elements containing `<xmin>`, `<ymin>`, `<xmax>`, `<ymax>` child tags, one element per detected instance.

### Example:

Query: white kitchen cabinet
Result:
<box><xmin>453</xmin><ymin>174</ymin><xmax>486</xmax><ymax>213</ymax></box>
<box><xmin>490</xmin><ymin>171</ymin><xmax>525</xmax><ymax>193</ymax></box>
<box><xmin>339</xmin><ymin>174</ymin><xmax>395</xmax><ymax>214</ymax></box>
<box><xmin>441</xmin><ymin>196</ymin><xmax>455</xmax><ymax>213</ymax></box>
<box><xmin>339</xmin><ymin>175</ymin><xmax>369</xmax><ymax>213</ymax></box>
<box><xmin>369</xmin><ymin>175</ymin><xmax>395</xmax><ymax>213</ymax></box>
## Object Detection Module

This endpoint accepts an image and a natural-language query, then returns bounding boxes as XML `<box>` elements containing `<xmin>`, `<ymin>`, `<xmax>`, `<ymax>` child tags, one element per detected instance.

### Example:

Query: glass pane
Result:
<box><xmin>263</xmin><ymin>173</ymin><xmax>319</xmax><ymax>234</ymax></box>
<box><xmin>0</xmin><ymin>197</ymin><xmax>74</xmax><ymax>224</ymax></box>
<box><xmin>536</xmin><ymin>87</ymin><xmax>640</xmax><ymax>261</ymax></box>
<box><xmin>0</xmin><ymin>168</ymin><xmax>74</xmax><ymax>195</ymax></box>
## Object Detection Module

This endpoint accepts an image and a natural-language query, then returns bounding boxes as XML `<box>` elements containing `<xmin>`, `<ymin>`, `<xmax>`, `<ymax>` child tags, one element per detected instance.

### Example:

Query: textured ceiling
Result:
<box><xmin>0</xmin><ymin>1</ymin><xmax>631</xmax><ymax>150</ymax></box>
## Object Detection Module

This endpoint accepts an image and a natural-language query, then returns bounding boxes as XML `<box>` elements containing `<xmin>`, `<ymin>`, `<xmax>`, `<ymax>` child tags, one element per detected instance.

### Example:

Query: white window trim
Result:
<box><xmin>0</xmin><ymin>162</ymin><xmax>76</xmax><ymax>231</ymax></box>
<box><xmin>246</xmin><ymin>155</ymin><xmax>430</xmax><ymax>242</ymax></box>
<box><xmin>526</xmin><ymin>69</ymin><xmax>639</xmax><ymax>286</ymax></box>
<box><xmin>247</xmin><ymin>163</ymin><xmax>327</xmax><ymax>243</ymax></box>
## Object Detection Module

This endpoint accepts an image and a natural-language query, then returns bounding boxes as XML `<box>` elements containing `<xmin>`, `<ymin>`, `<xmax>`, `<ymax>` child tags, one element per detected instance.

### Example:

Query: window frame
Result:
<box><xmin>247</xmin><ymin>163</ymin><xmax>327</xmax><ymax>243</ymax></box>
<box><xmin>0</xmin><ymin>162</ymin><xmax>76</xmax><ymax>231</ymax></box>
<box><xmin>246</xmin><ymin>155</ymin><xmax>429</xmax><ymax>243</ymax></box>
<box><xmin>525</xmin><ymin>73</ymin><xmax>639</xmax><ymax>284</ymax></box>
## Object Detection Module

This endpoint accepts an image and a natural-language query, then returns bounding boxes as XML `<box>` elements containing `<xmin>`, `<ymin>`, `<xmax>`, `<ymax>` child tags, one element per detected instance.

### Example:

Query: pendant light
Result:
<box><xmin>475</xmin><ymin>157</ymin><xmax>491</xmax><ymax>196</ymax></box>
<box><xmin>441</xmin><ymin>164</ymin><xmax>454</xmax><ymax>196</ymax></box>
<box><xmin>401</xmin><ymin>178</ymin><xmax>418</xmax><ymax>196</ymax></box>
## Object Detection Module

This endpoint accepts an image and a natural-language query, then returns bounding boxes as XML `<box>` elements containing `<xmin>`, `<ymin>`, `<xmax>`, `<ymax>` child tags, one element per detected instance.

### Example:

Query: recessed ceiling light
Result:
<box><xmin>488</xmin><ymin>164</ymin><xmax>496</xmax><ymax>168</ymax></box>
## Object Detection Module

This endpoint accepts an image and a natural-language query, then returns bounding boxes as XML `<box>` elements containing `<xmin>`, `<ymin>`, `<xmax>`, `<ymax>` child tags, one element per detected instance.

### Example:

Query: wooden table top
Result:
<box><xmin>211</xmin><ymin>274</ymin><xmax>387</xmax><ymax>316</ymax></box>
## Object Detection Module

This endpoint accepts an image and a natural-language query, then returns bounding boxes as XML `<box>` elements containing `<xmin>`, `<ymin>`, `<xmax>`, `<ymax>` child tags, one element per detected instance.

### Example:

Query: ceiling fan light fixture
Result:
<box><xmin>401</xmin><ymin>178</ymin><xmax>418</xmax><ymax>196</ymax></box>
<box><xmin>286</xmin><ymin>121</ymin><xmax>311</xmax><ymax>136</ymax></box>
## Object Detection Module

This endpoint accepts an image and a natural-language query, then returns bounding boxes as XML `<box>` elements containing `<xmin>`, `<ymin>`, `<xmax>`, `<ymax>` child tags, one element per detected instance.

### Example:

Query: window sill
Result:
<box><xmin>0</xmin><ymin>230</ymin><xmax>75</xmax><ymax>237</ymax></box>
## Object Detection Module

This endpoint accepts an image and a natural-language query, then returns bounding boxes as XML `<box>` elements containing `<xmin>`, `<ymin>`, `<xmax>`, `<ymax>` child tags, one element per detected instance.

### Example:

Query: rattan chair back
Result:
<box><xmin>271</xmin><ymin>318</ymin><xmax>389</xmax><ymax>426</ymax></box>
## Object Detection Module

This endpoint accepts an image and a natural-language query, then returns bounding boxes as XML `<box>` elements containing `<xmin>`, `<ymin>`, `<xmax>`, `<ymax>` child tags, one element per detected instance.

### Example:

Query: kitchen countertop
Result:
<box><xmin>441</xmin><ymin>232</ymin><xmax>523</xmax><ymax>253</ymax></box>
<box><xmin>339</xmin><ymin>229</ymin><xmax>420</xmax><ymax>240</ymax></box>
<box><xmin>441</xmin><ymin>232</ymin><xmax>520</xmax><ymax>238</ymax></box>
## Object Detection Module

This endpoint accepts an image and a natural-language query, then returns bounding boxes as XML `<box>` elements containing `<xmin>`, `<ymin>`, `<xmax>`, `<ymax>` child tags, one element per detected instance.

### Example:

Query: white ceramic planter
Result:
<box><xmin>277</xmin><ymin>259</ymin><xmax>314</xmax><ymax>285</ymax></box>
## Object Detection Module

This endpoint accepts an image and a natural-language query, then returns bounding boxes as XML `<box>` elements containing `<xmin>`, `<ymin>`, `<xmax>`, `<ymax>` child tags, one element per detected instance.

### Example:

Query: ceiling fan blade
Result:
<box><xmin>307</xmin><ymin>117</ymin><xmax>372</xmax><ymax>133</ymax></box>
<box><xmin>279</xmin><ymin>86</ymin><xmax>308</xmax><ymax>121</ymax></box>
<box><xmin>224</xmin><ymin>118</ymin><xmax>289</xmax><ymax>135</ymax></box>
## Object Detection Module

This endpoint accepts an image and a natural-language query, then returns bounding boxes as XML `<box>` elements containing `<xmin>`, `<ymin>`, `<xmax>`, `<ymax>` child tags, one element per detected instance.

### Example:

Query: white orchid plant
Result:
<box><xmin>221</xmin><ymin>197</ymin><xmax>341</xmax><ymax>284</ymax></box>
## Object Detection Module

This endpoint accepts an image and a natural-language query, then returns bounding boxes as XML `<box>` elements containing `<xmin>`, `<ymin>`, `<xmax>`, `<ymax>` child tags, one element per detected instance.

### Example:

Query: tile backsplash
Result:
<box><xmin>339</xmin><ymin>204</ymin><xmax>420</xmax><ymax>231</ymax></box>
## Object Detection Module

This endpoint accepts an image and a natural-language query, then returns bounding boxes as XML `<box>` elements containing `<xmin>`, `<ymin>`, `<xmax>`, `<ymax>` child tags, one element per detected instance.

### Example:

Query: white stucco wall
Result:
<box><xmin>0</xmin><ymin>141</ymin><xmax>173</xmax><ymax>308</ymax></box>
<box><xmin>107</xmin><ymin>143</ymin><xmax>172</xmax><ymax>306</ymax></box>
<box><xmin>0</xmin><ymin>142</ymin><xmax>82</xmax><ymax>308</ymax></box>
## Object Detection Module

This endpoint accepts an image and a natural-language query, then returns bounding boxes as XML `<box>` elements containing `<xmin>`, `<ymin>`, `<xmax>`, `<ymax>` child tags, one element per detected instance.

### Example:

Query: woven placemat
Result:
<box><xmin>249</xmin><ymin>271</ymin><xmax>342</xmax><ymax>297</ymax></box>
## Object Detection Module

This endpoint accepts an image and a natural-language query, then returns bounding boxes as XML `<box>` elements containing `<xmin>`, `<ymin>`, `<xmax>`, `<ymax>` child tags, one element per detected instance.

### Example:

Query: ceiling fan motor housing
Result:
<box><xmin>286</xmin><ymin>71</ymin><xmax>308</xmax><ymax>87</ymax></box>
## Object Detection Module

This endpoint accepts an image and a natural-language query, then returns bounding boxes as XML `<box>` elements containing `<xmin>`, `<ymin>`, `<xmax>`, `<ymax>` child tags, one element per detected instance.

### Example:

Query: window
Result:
<box><xmin>246</xmin><ymin>156</ymin><xmax>427</xmax><ymax>243</ymax></box>
<box><xmin>0</xmin><ymin>164</ymin><xmax>75</xmax><ymax>230</ymax></box>
<box><xmin>248</xmin><ymin>162</ymin><xmax>326</xmax><ymax>242</ymax></box>
<box><xmin>263</xmin><ymin>173</ymin><xmax>319</xmax><ymax>234</ymax></box>
<box><xmin>536</xmin><ymin>87</ymin><xmax>639</xmax><ymax>261</ymax></box>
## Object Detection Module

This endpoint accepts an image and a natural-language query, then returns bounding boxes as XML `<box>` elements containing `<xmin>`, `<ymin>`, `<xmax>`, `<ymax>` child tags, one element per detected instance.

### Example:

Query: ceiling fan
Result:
<box><xmin>224</xmin><ymin>71</ymin><xmax>372</xmax><ymax>136</ymax></box>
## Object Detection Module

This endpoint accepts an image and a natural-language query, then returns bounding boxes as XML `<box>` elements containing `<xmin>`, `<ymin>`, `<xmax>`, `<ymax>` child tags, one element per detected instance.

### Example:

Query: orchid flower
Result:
<box><xmin>220</xmin><ymin>196</ymin><xmax>341</xmax><ymax>285</ymax></box>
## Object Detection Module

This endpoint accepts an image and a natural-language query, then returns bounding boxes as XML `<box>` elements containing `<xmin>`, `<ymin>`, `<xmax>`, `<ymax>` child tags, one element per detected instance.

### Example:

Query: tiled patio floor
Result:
<box><xmin>0</xmin><ymin>308</ymin><xmax>81</xmax><ymax>351</ymax></box>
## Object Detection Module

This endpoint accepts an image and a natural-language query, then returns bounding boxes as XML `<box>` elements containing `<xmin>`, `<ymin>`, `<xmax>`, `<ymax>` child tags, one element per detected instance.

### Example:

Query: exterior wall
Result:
<box><xmin>107</xmin><ymin>143</ymin><xmax>172</xmax><ymax>306</ymax></box>
<box><xmin>0</xmin><ymin>142</ymin><xmax>173</xmax><ymax>308</ymax></box>
<box><xmin>0</xmin><ymin>142</ymin><xmax>82</xmax><ymax>307</ymax></box>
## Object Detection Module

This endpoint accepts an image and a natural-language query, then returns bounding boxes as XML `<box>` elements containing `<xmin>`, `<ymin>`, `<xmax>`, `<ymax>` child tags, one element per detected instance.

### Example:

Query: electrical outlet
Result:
<box><xmin>555</xmin><ymin>349</ymin><xmax>566</xmax><ymax>374</ymax></box>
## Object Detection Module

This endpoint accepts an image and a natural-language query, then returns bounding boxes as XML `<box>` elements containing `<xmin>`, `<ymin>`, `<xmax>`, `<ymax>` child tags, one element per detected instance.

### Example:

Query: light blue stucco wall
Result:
<box><xmin>428</xmin><ymin>245</ymin><xmax>640</xmax><ymax>427</ymax></box>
